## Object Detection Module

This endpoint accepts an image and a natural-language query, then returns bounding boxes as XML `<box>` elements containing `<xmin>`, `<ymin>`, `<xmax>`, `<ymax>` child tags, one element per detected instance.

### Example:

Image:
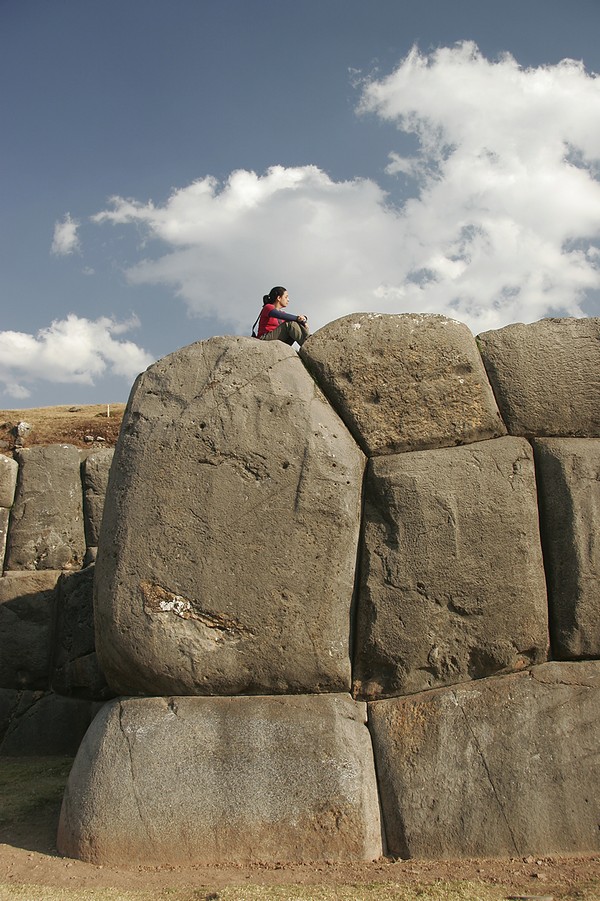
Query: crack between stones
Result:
<box><xmin>453</xmin><ymin>690</ymin><xmax>520</xmax><ymax>855</ymax></box>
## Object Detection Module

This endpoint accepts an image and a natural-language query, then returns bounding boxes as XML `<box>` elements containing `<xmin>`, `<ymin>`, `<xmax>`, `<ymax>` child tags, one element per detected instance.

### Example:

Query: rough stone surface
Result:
<box><xmin>0</xmin><ymin>508</ymin><xmax>9</xmax><ymax>575</ymax></box>
<box><xmin>478</xmin><ymin>317</ymin><xmax>600</xmax><ymax>436</ymax></box>
<box><xmin>0</xmin><ymin>454</ymin><xmax>18</xmax><ymax>508</ymax></box>
<box><xmin>533</xmin><ymin>438</ymin><xmax>600</xmax><ymax>658</ymax></box>
<box><xmin>0</xmin><ymin>571</ymin><xmax>61</xmax><ymax>689</ymax></box>
<box><xmin>369</xmin><ymin>662</ymin><xmax>600</xmax><ymax>858</ymax></box>
<box><xmin>0</xmin><ymin>454</ymin><xmax>18</xmax><ymax>572</ymax></box>
<box><xmin>0</xmin><ymin>688</ymin><xmax>99</xmax><ymax>755</ymax></box>
<box><xmin>300</xmin><ymin>313</ymin><xmax>506</xmax><ymax>457</ymax></box>
<box><xmin>4</xmin><ymin>444</ymin><xmax>85</xmax><ymax>571</ymax></box>
<box><xmin>353</xmin><ymin>437</ymin><xmax>549</xmax><ymax>700</ymax></box>
<box><xmin>82</xmin><ymin>449</ymin><xmax>114</xmax><ymax>548</ymax></box>
<box><xmin>51</xmin><ymin>565</ymin><xmax>112</xmax><ymax>700</ymax></box>
<box><xmin>95</xmin><ymin>337</ymin><xmax>365</xmax><ymax>697</ymax></box>
<box><xmin>58</xmin><ymin>693</ymin><xmax>383</xmax><ymax>865</ymax></box>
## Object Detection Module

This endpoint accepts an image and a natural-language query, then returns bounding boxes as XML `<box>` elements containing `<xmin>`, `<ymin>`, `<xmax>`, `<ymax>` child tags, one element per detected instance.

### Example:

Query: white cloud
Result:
<box><xmin>51</xmin><ymin>213</ymin><xmax>81</xmax><ymax>256</ymax></box>
<box><xmin>0</xmin><ymin>314</ymin><xmax>155</xmax><ymax>399</ymax></box>
<box><xmin>90</xmin><ymin>43</ymin><xmax>600</xmax><ymax>335</ymax></box>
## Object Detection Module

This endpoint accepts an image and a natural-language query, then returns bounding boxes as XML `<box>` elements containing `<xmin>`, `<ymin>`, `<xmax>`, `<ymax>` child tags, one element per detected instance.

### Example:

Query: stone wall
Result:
<box><xmin>3</xmin><ymin>313</ymin><xmax>600</xmax><ymax>863</ymax></box>
<box><xmin>0</xmin><ymin>448</ymin><xmax>114</xmax><ymax>754</ymax></box>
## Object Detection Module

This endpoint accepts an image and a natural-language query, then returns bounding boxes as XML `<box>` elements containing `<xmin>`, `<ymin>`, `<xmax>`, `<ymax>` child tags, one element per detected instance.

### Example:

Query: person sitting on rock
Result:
<box><xmin>256</xmin><ymin>286</ymin><xmax>310</xmax><ymax>346</ymax></box>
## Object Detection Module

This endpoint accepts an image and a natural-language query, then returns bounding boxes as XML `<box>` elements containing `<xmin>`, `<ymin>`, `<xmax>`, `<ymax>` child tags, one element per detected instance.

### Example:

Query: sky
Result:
<box><xmin>2</xmin><ymin>0</ymin><xmax>600</xmax><ymax>407</ymax></box>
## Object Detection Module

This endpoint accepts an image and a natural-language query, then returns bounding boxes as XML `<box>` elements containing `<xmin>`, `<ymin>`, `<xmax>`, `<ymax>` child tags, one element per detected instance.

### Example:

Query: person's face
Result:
<box><xmin>278</xmin><ymin>290</ymin><xmax>289</xmax><ymax>307</ymax></box>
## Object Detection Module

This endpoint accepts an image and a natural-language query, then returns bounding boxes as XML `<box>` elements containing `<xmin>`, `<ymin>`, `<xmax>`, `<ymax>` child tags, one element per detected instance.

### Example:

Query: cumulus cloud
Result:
<box><xmin>51</xmin><ymin>213</ymin><xmax>81</xmax><ymax>256</ymax></box>
<box><xmin>91</xmin><ymin>43</ymin><xmax>600</xmax><ymax>334</ymax></box>
<box><xmin>0</xmin><ymin>314</ymin><xmax>155</xmax><ymax>400</ymax></box>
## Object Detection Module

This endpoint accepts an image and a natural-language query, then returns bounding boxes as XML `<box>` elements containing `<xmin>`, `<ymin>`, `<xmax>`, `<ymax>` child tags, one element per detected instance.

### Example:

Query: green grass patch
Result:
<box><xmin>0</xmin><ymin>756</ymin><xmax>73</xmax><ymax>827</ymax></box>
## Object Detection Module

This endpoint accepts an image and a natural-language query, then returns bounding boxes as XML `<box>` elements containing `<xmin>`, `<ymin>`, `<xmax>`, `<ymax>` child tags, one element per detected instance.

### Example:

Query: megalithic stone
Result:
<box><xmin>478</xmin><ymin>317</ymin><xmax>600</xmax><ymax>437</ymax></box>
<box><xmin>353</xmin><ymin>436</ymin><xmax>549</xmax><ymax>699</ymax></box>
<box><xmin>4</xmin><ymin>445</ymin><xmax>85</xmax><ymax>571</ymax></box>
<box><xmin>57</xmin><ymin>693</ymin><xmax>383</xmax><ymax>865</ymax></box>
<box><xmin>368</xmin><ymin>662</ymin><xmax>600</xmax><ymax>858</ymax></box>
<box><xmin>533</xmin><ymin>437</ymin><xmax>600</xmax><ymax>658</ymax></box>
<box><xmin>300</xmin><ymin>312</ymin><xmax>506</xmax><ymax>457</ymax></box>
<box><xmin>94</xmin><ymin>337</ymin><xmax>365</xmax><ymax>697</ymax></box>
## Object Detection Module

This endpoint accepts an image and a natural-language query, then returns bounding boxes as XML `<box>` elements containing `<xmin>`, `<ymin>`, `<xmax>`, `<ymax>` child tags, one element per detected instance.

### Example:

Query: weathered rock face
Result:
<box><xmin>533</xmin><ymin>438</ymin><xmax>600</xmax><ymax>658</ymax></box>
<box><xmin>51</xmin><ymin>566</ymin><xmax>112</xmax><ymax>701</ymax></box>
<box><xmin>353</xmin><ymin>437</ymin><xmax>549</xmax><ymax>699</ymax></box>
<box><xmin>0</xmin><ymin>688</ymin><xmax>100</xmax><ymax>755</ymax></box>
<box><xmin>0</xmin><ymin>454</ymin><xmax>18</xmax><ymax>508</ymax></box>
<box><xmin>95</xmin><ymin>337</ymin><xmax>365</xmax><ymax>697</ymax></box>
<box><xmin>369</xmin><ymin>662</ymin><xmax>600</xmax><ymax>858</ymax></box>
<box><xmin>58</xmin><ymin>693</ymin><xmax>383</xmax><ymax>865</ymax></box>
<box><xmin>0</xmin><ymin>454</ymin><xmax>18</xmax><ymax>571</ymax></box>
<box><xmin>82</xmin><ymin>449</ymin><xmax>114</xmax><ymax>549</ymax></box>
<box><xmin>300</xmin><ymin>313</ymin><xmax>506</xmax><ymax>456</ymax></box>
<box><xmin>478</xmin><ymin>317</ymin><xmax>600</xmax><ymax>436</ymax></box>
<box><xmin>0</xmin><ymin>571</ymin><xmax>61</xmax><ymax>689</ymax></box>
<box><xmin>4</xmin><ymin>445</ymin><xmax>85</xmax><ymax>571</ymax></box>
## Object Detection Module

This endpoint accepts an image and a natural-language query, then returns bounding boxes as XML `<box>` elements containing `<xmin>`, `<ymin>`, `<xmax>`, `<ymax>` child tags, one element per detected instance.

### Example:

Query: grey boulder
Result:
<box><xmin>0</xmin><ymin>688</ymin><xmax>100</xmax><ymax>755</ymax></box>
<box><xmin>4</xmin><ymin>444</ymin><xmax>85</xmax><ymax>571</ymax></box>
<box><xmin>478</xmin><ymin>317</ymin><xmax>600</xmax><ymax>436</ymax></box>
<box><xmin>82</xmin><ymin>448</ymin><xmax>114</xmax><ymax>549</ymax></box>
<box><xmin>95</xmin><ymin>337</ymin><xmax>365</xmax><ymax>696</ymax></box>
<box><xmin>58</xmin><ymin>693</ymin><xmax>383</xmax><ymax>865</ymax></box>
<box><xmin>301</xmin><ymin>313</ymin><xmax>505</xmax><ymax>456</ymax></box>
<box><xmin>51</xmin><ymin>565</ymin><xmax>112</xmax><ymax>700</ymax></box>
<box><xmin>353</xmin><ymin>437</ymin><xmax>549</xmax><ymax>699</ymax></box>
<box><xmin>533</xmin><ymin>438</ymin><xmax>600</xmax><ymax>658</ymax></box>
<box><xmin>0</xmin><ymin>453</ymin><xmax>18</xmax><ymax>508</ymax></box>
<box><xmin>369</xmin><ymin>662</ymin><xmax>600</xmax><ymax>858</ymax></box>
<box><xmin>0</xmin><ymin>571</ymin><xmax>61</xmax><ymax>689</ymax></box>
<box><xmin>0</xmin><ymin>455</ymin><xmax>18</xmax><ymax>571</ymax></box>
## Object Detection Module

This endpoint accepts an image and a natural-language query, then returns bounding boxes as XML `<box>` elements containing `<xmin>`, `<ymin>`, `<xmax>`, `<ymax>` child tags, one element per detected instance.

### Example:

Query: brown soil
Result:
<box><xmin>0</xmin><ymin>404</ymin><xmax>126</xmax><ymax>456</ymax></box>
<box><xmin>0</xmin><ymin>759</ymin><xmax>600</xmax><ymax>899</ymax></box>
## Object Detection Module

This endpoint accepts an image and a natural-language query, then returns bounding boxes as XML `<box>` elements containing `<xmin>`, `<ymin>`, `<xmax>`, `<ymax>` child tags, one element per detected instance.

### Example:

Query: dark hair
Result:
<box><xmin>263</xmin><ymin>286</ymin><xmax>286</xmax><ymax>305</ymax></box>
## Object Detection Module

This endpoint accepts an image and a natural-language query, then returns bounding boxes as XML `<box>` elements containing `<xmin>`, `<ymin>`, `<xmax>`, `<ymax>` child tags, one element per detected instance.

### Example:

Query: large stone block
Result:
<box><xmin>51</xmin><ymin>566</ymin><xmax>112</xmax><ymax>701</ymax></box>
<box><xmin>95</xmin><ymin>337</ymin><xmax>365</xmax><ymax>696</ymax></box>
<box><xmin>4</xmin><ymin>445</ymin><xmax>85</xmax><ymax>571</ymax></box>
<box><xmin>0</xmin><ymin>509</ymin><xmax>9</xmax><ymax>575</ymax></box>
<box><xmin>533</xmin><ymin>438</ymin><xmax>600</xmax><ymax>658</ymax></box>
<box><xmin>82</xmin><ymin>449</ymin><xmax>114</xmax><ymax>548</ymax></box>
<box><xmin>57</xmin><ymin>694</ymin><xmax>383</xmax><ymax>865</ymax></box>
<box><xmin>300</xmin><ymin>313</ymin><xmax>505</xmax><ymax>456</ymax></box>
<box><xmin>0</xmin><ymin>454</ymin><xmax>18</xmax><ymax>508</ymax></box>
<box><xmin>0</xmin><ymin>571</ymin><xmax>61</xmax><ymax>689</ymax></box>
<box><xmin>478</xmin><ymin>317</ymin><xmax>600</xmax><ymax>436</ymax></box>
<box><xmin>0</xmin><ymin>688</ymin><xmax>99</xmax><ymax>755</ymax></box>
<box><xmin>0</xmin><ymin>454</ymin><xmax>18</xmax><ymax>573</ymax></box>
<box><xmin>353</xmin><ymin>437</ymin><xmax>549</xmax><ymax>699</ymax></box>
<box><xmin>368</xmin><ymin>662</ymin><xmax>600</xmax><ymax>858</ymax></box>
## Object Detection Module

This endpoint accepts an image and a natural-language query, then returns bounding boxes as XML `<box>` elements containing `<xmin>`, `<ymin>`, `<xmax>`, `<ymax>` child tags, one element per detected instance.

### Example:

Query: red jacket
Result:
<box><xmin>257</xmin><ymin>304</ymin><xmax>282</xmax><ymax>337</ymax></box>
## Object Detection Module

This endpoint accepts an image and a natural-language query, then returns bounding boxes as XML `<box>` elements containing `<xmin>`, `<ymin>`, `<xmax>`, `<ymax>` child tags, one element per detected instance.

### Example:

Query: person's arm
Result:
<box><xmin>272</xmin><ymin>309</ymin><xmax>307</xmax><ymax>323</ymax></box>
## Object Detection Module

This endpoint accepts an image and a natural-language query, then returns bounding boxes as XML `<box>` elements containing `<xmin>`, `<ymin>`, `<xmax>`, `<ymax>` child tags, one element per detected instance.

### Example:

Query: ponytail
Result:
<box><xmin>263</xmin><ymin>286</ymin><xmax>286</xmax><ymax>305</ymax></box>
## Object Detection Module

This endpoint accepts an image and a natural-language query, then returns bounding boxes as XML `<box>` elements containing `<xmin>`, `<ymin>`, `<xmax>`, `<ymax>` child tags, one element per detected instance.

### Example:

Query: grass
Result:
<box><xmin>0</xmin><ymin>756</ymin><xmax>73</xmax><ymax>828</ymax></box>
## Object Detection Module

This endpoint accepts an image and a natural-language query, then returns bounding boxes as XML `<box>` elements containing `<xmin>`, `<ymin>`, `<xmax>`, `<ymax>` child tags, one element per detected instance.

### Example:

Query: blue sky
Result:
<box><xmin>2</xmin><ymin>0</ymin><xmax>600</xmax><ymax>407</ymax></box>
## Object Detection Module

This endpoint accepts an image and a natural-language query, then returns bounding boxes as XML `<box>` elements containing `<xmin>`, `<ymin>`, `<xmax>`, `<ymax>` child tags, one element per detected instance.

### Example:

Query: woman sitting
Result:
<box><xmin>257</xmin><ymin>287</ymin><xmax>310</xmax><ymax>346</ymax></box>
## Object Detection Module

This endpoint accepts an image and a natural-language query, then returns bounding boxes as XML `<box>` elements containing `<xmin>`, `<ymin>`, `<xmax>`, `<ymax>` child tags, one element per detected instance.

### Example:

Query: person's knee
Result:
<box><xmin>287</xmin><ymin>321</ymin><xmax>302</xmax><ymax>343</ymax></box>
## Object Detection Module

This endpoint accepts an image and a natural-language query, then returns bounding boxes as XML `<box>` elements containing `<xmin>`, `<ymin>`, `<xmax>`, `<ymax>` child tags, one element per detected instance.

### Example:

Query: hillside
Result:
<box><xmin>0</xmin><ymin>404</ymin><xmax>126</xmax><ymax>456</ymax></box>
